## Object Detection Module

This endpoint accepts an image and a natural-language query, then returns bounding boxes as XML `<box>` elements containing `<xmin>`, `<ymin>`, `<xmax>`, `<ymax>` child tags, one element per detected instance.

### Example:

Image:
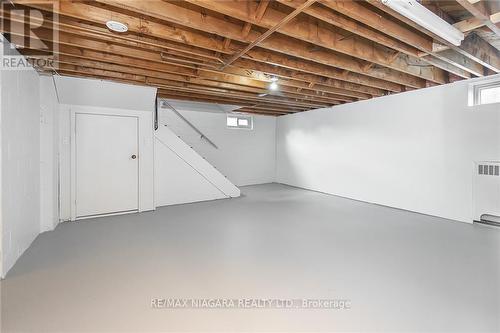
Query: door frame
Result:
<box><xmin>69</xmin><ymin>106</ymin><xmax>154</xmax><ymax>221</ymax></box>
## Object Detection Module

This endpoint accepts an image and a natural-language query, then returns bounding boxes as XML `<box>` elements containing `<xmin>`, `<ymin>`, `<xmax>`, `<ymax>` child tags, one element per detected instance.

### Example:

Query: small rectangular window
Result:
<box><xmin>478</xmin><ymin>85</ymin><xmax>500</xmax><ymax>105</ymax></box>
<box><xmin>226</xmin><ymin>115</ymin><xmax>253</xmax><ymax>129</ymax></box>
<box><xmin>227</xmin><ymin>116</ymin><xmax>238</xmax><ymax>127</ymax></box>
<box><xmin>238</xmin><ymin>118</ymin><xmax>249</xmax><ymax>126</ymax></box>
<box><xmin>469</xmin><ymin>79</ymin><xmax>500</xmax><ymax>106</ymax></box>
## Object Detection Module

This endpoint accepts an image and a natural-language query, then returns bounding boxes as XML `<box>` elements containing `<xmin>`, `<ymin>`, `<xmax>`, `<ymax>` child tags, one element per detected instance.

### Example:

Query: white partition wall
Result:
<box><xmin>160</xmin><ymin>100</ymin><xmax>277</xmax><ymax>186</ymax></box>
<box><xmin>154</xmin><ymin>125</ymin><xmax>240</xmax><ymax>207</ymax></box>
<box><xmin>55</xmin><ymin>77</ymin><xmax>242</xmax><ymax>220</ymax></box>
<box><xmin>0</xmin><ymin>40</ymin><xmax>41</xmax><ymax>277</ymax></box>
<box><xmin>276</xmin><ymin>75</ymin><xmax>500</xmax><ymax>223</ymax></box>
<box><xmin>55</xmin><ymin>77</ymin><xmax>157</xmax><ymax>221</ymax></box>
<box><xmin>54</xmin><ymin>76</ymin><xmax>157</xmax><ymax>111</ymax></box>
<box><xmin>40</xmin><ymin>76</ymin><xmax>60</xmax><ymax>233</ymax></box>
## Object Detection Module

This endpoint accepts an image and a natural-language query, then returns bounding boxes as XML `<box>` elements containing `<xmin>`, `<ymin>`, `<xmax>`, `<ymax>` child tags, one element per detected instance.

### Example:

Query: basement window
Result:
<box><xmin>469</xmin><ymin>79</ymin><xmax>500</xmax><ymax>106</ymax></box>
<box><xmin>227</xmin><ymin>115</ymin><xmax>253</xmax><ymax>129</ymax></box>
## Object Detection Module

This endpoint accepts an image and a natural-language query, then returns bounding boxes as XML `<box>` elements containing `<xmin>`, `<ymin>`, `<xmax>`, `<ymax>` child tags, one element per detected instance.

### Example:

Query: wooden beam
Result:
<box><xmin>453</xmin><ymin>17</ymin><xmax>486</xmax><ymax>32</ymax></box>
<box><xmin>28</xmin><ymin>39</ymin><xmax>370</xmax><ymax>101</ymax></box>
<box><xmin>160</xmin><ymin>92</ymin><xmax>305</xmax><ymax>111</ymax></box>
<box><xmin>276</xmin><ymin>0</ymin><xmax>420</xmax><ymax>57</ymax></box>
<box><xmin>241</xmin><ymin>22</ymin><xmax>252</xmax><ymax>39</ymax></box>
<box><xmin>49</xmin><ymin>63</ymin><xmax>331</xmax><ymax>109</ymax></box>
<box><xmin>365</xmin><ymin>0</ymin><xmax>456</xmax><ymax>46</ymax></box>
<box><xmin>51</xmin><ymin>20</ymin><xmax>371</xmax><ymax>99</ymax></box>
<box><xmin>255</xmin><ymin>0</ymin><xmax>271</xmax><ymax>21</ymax></box>
<box><xmin>220</xmin><ymin>0</ymin><xmax>317</xmax><ymax>69</ymax></box>
<box><xmin>3</xmin><ymin>2</ymin><xmax>228</xmax><ymax>66</ymax></box>
<box><xmin>235</xmin><ymin>107</ymin><xmax>292</xmax><ymax>116</ymax></box>
<box><xmin>365</xmin><ymin>0</ymin><xmax>495</xmax><ymax>75</ymax></box>
<box><xmin>454</xmin><ymin>33</ymin><xmax>500</xmax><ymax>73</ymax></box>
<box><xmin>421</xmin><ymin>55</ymin><xmax>472</xmax><ymax>78</ymax></box>
<box><xmin>1</xmin><ymin>10</ymin><xmax>379</xmax><ymax>100</ymax></box>
<box><xmin>426</xmin><ymin>2</ymin><xmax>500</xmax><ymax>72</ymax></box>
<box><xmin>12</xmin><ymin>1</ymin><xmax>398</xmax><ymax>95</ymax></box>
<box><xmin>158</xmin><ymin>90</ymin><xmax>305</xmax><ymax>112</ymax></box>
<box><xmin>17</xmin><ymin>34</ymin><xmax>354</xmax><ymax>105</ymax></box>
<box><xmin>284</xmin><ymin>0</ymin><xmax>474</xmax><ymax>80</ymax></box>
<box><xmin>96</xmin><ymin>0</ymin><xmax>428</xmax><ymax>87</ymax></box>
<box><xmin>231</xmin><ymin>53</ymin><xmax>386</xmax><ymax>98</ymax></box>
<box><xmin>456</xmin><ymin>0</ymin><xmax>500</xmax><ymax>36</ymax></box>
<box><xmin>80</xmin><ymin>58</ymin><xmax>345</xmax><ymax>104</ymax></box>
<box><xmin>317</xmin><ymin>0</ymin><xmax>433</xmax><ymax>52</ymax></box>
<box><xmin>241</xmin><ymin>48</ymin><xmax>403</xmax><ymax>92</ymax></box>
<box><xmin>433</xmin><ymin>49</ymin><xmax>485</xmax><ymax>76</ymax></box>
<box><xmin>240</xmin><ymin>1</ymin><xmax>271</xmax><ymax>40</ymax></box>
<box><xmin>16</xmin><ymin>0</ymin><xmax>486</xmax><ymax>113</ymax></box>
<box><xmin>26</xmin><ymin>0</ymin><xmax>229</xmax><ymax>53</ymax></box>
<box><xmin>492</xmin><ymin>12</ymin><xmax>500</xmax><ymax>24</ymax></box>
<box><xmin>317</xmin><ymin>0</ymin><xmax>484</xmax><ymax>80</ymax></box>
<box><xmin>45</xmin><ymin>68</ymin><xmax>292</xmax><ymax>117</ymax></box>
<box><xmin>184</xmin><ymin>0</ymin><xmax>446</xmax><ymax>84</ymax></box>
<box><xmin>158</xmin><ymin>93</ymin><xmax>298</xmax><ymax>115</ymax></box>
<box><xmin>222</xmin><ymin>38</ymin><xmax>232</xmax><ymax>50</ymax></box>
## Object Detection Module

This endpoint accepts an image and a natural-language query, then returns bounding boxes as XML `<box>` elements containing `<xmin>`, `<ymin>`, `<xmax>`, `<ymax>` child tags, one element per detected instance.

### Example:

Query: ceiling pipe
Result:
<box><xmin>382</xmin><ymin>0</ymin><xmax>465</xmax><ymax>46</ymax></box>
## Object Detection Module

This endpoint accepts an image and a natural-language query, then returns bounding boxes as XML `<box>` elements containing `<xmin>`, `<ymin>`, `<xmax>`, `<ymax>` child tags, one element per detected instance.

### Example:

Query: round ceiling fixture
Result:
<box><xmin>106</xmin><ymin>20</ymin><xmax>128</xmax><ymax>33</ymax></box>
<box><xmin>269</xmin><ymin>81</ymin><xmax>279</xmax><ymax>91</ymax></box>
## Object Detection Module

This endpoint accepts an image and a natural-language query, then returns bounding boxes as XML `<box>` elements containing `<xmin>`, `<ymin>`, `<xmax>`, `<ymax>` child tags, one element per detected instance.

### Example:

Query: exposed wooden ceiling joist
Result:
<box><xmin>179</xmin><ymin>0</ymin><xmax>446</xmax><ymax>85</ymax></box>
<box><xmin>220</xmin><ymin>0</ymin><xmax>317</xmax><ymax>69</ymax></box>
<box><xmin>7</xmin><ymin>1</ymin><xmax>395</xmax><ymax>93</ymax></box>
<box><xmin>96</xmin><ymin>0</ymin><xmax>424</xmax><ymax>88</ymax></box>
<box><xmin>365</xmin><ymin>0</ymin><xmax>498</xmax><ymax>71</ymax></box>
<box><xmin>456</xmin><ymin>0</ymin><xmax>500</xmax><ymax>36</ymax></box>
<box><xmin>2</xmin><ymin>0</ymin><xmax>499</xmax><ymax>116</ymax></box>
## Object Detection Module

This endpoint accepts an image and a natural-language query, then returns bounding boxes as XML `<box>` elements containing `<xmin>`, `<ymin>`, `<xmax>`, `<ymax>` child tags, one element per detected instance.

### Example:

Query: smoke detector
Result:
<box><xmin>106</xmin><ymin>20</ymin><xmax>128</xmax><ymax>33</ymax></box>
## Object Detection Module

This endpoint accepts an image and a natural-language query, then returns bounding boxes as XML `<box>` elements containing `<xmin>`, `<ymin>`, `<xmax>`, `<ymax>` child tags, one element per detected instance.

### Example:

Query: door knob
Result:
<box><xmin>131</xmin><ymin>154</ymin><xmax>137</xmax><ymax>159</ymax></box>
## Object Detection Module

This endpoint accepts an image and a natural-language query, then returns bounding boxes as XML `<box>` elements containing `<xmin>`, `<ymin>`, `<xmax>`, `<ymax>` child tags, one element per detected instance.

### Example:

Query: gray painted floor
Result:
<box><xmin>1</xmin><ymin>183</ymin><xmax>499</xmax><ymax>332</ymax></box>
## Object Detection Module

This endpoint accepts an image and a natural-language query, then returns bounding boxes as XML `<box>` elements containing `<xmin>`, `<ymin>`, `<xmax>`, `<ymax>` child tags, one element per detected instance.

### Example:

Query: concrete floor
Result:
<box><xmin>1</xmin><ymin>183</ymin><xmax>499</xmax><ymax>332</ymax></box>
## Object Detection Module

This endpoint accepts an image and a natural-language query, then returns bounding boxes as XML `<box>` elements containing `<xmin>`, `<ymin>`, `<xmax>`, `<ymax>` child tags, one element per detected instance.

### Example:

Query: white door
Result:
<box><xmin>75</xmin><ymin>113</ymin><xmax>139</xmax><ymax>218</ymax></box>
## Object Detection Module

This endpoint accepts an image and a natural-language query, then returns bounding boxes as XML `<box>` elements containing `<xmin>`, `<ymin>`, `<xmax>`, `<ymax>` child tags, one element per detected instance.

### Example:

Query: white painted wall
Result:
<box><xmin>277</xmin><ymin>75</ymin><xmax>500</xmax><ymax>223</ymax></box>
<box><xmin>154</xmin><ymin>125</ymin><xmax>239</xmax><ymax>207</ymax></box>
<box><xmin>1</xmin><ymin>40</ymin><xmax>2</xmax><ymax>278</ymax></box>
<box><xmin>54</xmin><ymin>76</ymin><xmax>157</xmax><ymax>112</ymax></box>
<box><xmin>40</xmin><ymin>75</ymin><xmax>59</xmax><ymax>232</ymax></box>
<box><xmin>55</xmin><ymin>77</ymin><xmax>244</xmax><ymax>220</ymax></box>
<box><xmin>0</xmin><ymin>40</ymin><xmax>41</xmax><ymax>277</ymax></box>
<box><xmin>55</xmin><ymin>76</ymin><xmax>157</xmax><ymax>221</ymax></box>
<box><xmin>160</xmin><ymin>100</ymin><xmax>277</xmax><ymax>186</ymax></box>
<box><xmin>56</xmin><ymin>82</ymin><xmax>157</xmax><ymax>221</ymax></box>
<box><xmin>155</xmin><ymin>133</ymin><xmax>225</xmax><ymax>206</ymax></box>
<box><xmin>154</xmin><ymin>137</ymin><xmax>226</xmax><ymax>206</ymax></box>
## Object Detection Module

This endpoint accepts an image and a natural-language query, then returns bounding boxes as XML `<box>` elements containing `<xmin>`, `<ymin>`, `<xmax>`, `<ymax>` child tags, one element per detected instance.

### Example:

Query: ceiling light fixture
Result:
<box><xmin>382</xmin><ymin>0</ymin><xmax>464</xmax><ymax>46</ymax></box>
<box><xmin>106</xmin><ymin>20</ymin><xmax>128</xmax><ymax>33</ymax></box>
<box><xmin>269</xmin><ymin>81</ymin><xmax>279</xmax><ymax>91</ymax></box>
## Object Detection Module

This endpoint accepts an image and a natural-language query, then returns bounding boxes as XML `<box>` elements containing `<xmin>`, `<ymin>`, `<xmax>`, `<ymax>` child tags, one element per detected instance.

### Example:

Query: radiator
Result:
<box><xmin>473</xmin><ymin>161</ymin><xmax>500</xmax><ymax>224</ymax></box>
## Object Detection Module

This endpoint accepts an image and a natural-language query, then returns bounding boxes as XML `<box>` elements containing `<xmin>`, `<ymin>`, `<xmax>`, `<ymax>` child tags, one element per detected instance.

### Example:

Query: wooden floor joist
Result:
<box><xmin>3</xmin><ymin>0</ymin><xmax>499</xmax><ymax>116</ymax></box>
<box><xmin>220</xmin><ymin>0</ymin><xmax>317</xmax><ymax>69</ymax></box>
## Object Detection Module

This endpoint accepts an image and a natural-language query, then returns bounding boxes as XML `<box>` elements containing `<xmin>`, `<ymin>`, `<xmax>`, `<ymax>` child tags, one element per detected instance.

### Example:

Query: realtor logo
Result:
<box><xmin>1</xmin><ymin>1</ymin><xmax>59</xmax><ymax>70</ymax></box>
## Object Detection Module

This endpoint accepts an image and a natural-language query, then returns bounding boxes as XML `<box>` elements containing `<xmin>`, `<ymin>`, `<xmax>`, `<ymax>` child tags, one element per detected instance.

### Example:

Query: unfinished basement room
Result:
<box><xmin>0</xmin><ymin>0</ymin><xmax>499</xmax><ymax>332</ymax></box>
